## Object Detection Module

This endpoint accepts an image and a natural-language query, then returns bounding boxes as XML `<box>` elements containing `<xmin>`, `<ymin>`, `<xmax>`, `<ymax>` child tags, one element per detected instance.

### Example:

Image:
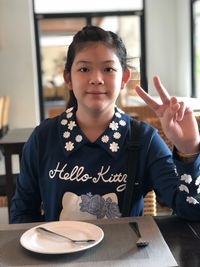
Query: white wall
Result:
<box><xmin>0</xmin><ymin>0</ymin><xmax>40</xmax><ymax>129</ymax></box>
<box><xmin>0</xmin><ymin>0</ymin><xmax>193</xmax><ymax>129</ymax></box>
<box><xmin>175</xmin><ymin>0</ymin><xmax>192</xmax><ymax>96</ymax></box>
<box><xmin>146</xmin><ymin>0</ymin><xmax>191</xmax><ymax>96</ymax></box>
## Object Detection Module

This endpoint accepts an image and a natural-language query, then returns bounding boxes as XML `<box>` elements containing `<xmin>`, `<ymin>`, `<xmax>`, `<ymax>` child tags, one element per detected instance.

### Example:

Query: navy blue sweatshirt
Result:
<box><xmin>10</xmin><ymin>106</ymin><xmax>200</xmax><ymax>223</ymax></box>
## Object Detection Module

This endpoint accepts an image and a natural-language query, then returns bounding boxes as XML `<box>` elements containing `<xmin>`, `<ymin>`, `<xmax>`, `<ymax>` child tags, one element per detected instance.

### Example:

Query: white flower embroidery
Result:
<box><xmin>117</xmin><ymin>107</ymin><xmax>124</xmax><ymax>114</ymax></box>
<box><xmin>115</xmin><ymin>112</ymin><xmax>122</xmax><ymax>118</ymax></box>
<box><xmin>110</xmin><ymin>142</ymin><xmax>119</xmax><ymax>152</ymax></box>
<box><xmin>68</xmin><ymin>121</ymin><xmax>77</xmax><ymax>130</ymax></box>
<box><xmin>66</xmin><ymin>107</ymin><xmax>74</xmax><ymax>113</ymax></box>
<box><xmin>109</xmin><ymin>121</ymin><xmax>119</xmax><ymax>131</ymax></box>
<box><xmin>63</xmin><ymin>131</ymin><xmax>70</xmax><ymax>138</ymax></box>
<box><xmin>113</xmin><ymin>132</ymin><xmax>121</xmax><ymax>139</ymax></box>
<box><xmin>101</xmin><ymin>135</ymin><xmax>109</xmax><ymax>143</ymax></box>
<box><xmin>61</xmin><ymin>119</ymin><xmax>68</xmax><ymax>125</ymax></box>
<box><xmin>186</xmin><ymin>196</ymin><xmax>199</xmax><ymax>205</ymax></box>
<box><xmin>75</xmin><ymin>135</ymin><xmax>83</xmax><ymax>142</ymax></box>
<box><xmin>66</xmin><ymin>112</ymin><xmax>73</xmax><ymax>119</ymax></box>
<box><xmin>179</xmin><ymin>184</ymin><xmax>189</xmax><ymax>193</ymax></box>
<box><xmin>197</xmin><ymin>186</ymin><xmax>200</xmax><ymax>194</ymax></box>
<box><xmin>119</xmin><ymin>120</ymin><xmax>126</xmax><ymax>126</ymax></box>
<box><xmin>173</xmin><ymin>166</ymin><xmax>178</xmax><ymax>176</ymax></box>
<box><xmin>180</xmin><ymin>174</ymin><xmax>192</xmax><ymax>184</ymax></box>
<box><xmin>65</xmin><ymin>141</ymin><xmax>74</xmax><ymax>151</ymax></box>
<box><xmin>195</xmin><ymin>176</ymin><xmax>200</xmax><ymax>186</ymax></box>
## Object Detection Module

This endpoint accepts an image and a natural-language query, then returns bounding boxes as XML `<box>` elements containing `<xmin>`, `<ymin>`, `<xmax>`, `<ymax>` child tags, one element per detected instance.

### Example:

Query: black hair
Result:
<box><xmin>65</xmin><ymin>25</ymin><xmax>129</xmax><ymax>108</ymax></box>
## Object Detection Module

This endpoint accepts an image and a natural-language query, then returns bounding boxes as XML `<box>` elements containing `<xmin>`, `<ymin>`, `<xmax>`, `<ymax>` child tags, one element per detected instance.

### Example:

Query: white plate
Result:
<box><xmin>20</xmin><ymin>221</ymin><xmax>104</xmax><ymax>254</ymax></box>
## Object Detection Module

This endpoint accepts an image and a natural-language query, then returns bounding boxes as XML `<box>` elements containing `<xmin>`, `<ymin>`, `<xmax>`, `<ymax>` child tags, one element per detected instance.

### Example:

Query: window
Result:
<box><xmin>33</xmin><ymin>0</ymin><xmax>146</xmax><ymax>120</ymax></box>
<box><xmin>191</xmin><ymin>0</ymin><xmax>200</xmax><ymax>97</ymax></box>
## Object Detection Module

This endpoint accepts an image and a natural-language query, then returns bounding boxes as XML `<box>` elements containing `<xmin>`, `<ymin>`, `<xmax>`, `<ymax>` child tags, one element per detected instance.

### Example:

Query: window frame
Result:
<box><xmin>32</xmin><ymin>0</ymin><xmax>147</xmax><ymax>121</ymax></box>
<box><xmin>190</xmin><ymin>0</ymin><xmax>200</xmax><ymax>97</ymax></box>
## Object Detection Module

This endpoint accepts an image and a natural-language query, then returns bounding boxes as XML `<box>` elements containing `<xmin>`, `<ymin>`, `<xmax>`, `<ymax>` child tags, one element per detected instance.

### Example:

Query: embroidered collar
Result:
<box><xmin>59</xmin><ymin>106</ymin><xmax>130</xmax><ymax>158</ymax></box>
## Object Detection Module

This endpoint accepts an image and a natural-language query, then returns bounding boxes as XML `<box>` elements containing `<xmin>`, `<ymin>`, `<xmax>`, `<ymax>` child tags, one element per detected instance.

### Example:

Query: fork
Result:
<box><xmin>36</xmin><ymin>226</ymin><xmax>96</xmax><ymax>243</ymax></box>
<box><xmin>129</xmin><ymin>222</ymin><xmax>149</xmax><ymax>247</ymax></box>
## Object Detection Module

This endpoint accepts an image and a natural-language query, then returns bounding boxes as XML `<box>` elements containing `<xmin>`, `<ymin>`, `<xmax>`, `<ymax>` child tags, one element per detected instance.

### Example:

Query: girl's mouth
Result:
<box><xmin>86</xmin><ymin>91</ymin><xmax>106</xmax><ymax>95</ymax></box>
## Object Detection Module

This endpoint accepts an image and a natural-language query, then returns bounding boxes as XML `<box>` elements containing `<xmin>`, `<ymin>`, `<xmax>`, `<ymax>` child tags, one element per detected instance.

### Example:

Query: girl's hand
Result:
<box><xmin>135</xmin><ymin>75</ymin><xmax>200</xmax><ymax>154</ymax></box>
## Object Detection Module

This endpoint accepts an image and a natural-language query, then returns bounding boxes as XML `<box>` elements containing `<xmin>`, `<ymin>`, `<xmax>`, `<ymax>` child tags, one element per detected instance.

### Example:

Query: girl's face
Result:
<box><xmin>65</xmin><ymin>42</ymin><xmax>130</xmax><ymax>115</ymax></box>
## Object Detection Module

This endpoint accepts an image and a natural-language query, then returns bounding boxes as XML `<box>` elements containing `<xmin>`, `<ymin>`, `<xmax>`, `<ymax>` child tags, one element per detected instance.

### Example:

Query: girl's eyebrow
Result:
<box><xmin>75</xmin><ymin>60</ymin><xmax>90</xmax><ymax>65</ymax></box>
<box><xmin>75</xmin><ymin>60</ymin><xmax>116</xmax><ymax>65</ymax></box>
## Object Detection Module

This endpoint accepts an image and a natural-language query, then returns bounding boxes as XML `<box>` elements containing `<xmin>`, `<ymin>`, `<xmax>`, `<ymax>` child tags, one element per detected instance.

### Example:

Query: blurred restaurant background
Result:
<box><xmin>0</xmin><ymin>0</ymin><xmax>200</xmax><ymax>223</ymax></box>
<box><xmin>0</xmin><ymin>0</ymin><xmax>199</xmax><ymax>130</ymax></box>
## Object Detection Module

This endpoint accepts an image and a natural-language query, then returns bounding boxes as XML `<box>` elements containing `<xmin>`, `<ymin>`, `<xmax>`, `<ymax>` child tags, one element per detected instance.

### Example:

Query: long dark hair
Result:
<box><xmin>65</xmin><ymin>25</ymin><xmax>129</xmax><ymax>108</ymax></box>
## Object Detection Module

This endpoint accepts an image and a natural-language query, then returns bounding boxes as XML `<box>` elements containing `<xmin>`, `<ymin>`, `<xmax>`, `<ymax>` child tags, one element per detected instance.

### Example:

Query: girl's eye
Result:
<box><xmin>104</xmin><ymin>67</ymin><xmax>116</xmax><ymax>72</ymax></box>
<box><xmin>79</xmin><ymin>67</ymin><xmax>89</xmax><ymax>72</ymax></box>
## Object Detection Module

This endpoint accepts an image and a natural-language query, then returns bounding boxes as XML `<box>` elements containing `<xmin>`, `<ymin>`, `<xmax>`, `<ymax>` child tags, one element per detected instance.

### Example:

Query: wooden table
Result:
<box><xmin>0</xmin><ymin>216</ymin><xmax>200</xmax><ymax>266</ymax></box>
<box><xmin>0</xmin><ymin>128</ymin><xmax>33</xmax><ymax>213</ymax></box>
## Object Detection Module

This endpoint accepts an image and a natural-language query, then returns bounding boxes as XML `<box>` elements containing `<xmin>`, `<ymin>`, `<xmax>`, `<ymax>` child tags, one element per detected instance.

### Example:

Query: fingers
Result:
<box><xmin>135</xmin><ymin>85</ymin><xmax>160</xmax><ymax>110</ymax></box>
<box><xmin>135</xmin><ymin>75</ymin><xmax>170</xmax><ymax>109</ymax></box>
<box><xmin>135</xmin><ymin>75</ymin><xmax>188</xmax><ymax>120</ymax></box>
<box><xmin>153</xmin><ymin>76</ymin><xmax>170</xmax><ymax>104</ymax></box>
<box><xmin>170</xmin><ymin>97</ymin><xmax>186</xmax><ymax>121</ymax></box>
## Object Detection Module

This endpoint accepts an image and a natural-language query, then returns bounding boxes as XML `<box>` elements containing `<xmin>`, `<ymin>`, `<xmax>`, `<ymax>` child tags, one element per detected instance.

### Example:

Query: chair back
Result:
<box><xmin>2</xmin><ymin>96</ymin><xmax>10</xmax><ymax>133</ymax></box>
<box><xmin>48</xmin><ymin>107</ymin><xmax>65</xmax><ymax>118</ymax></box>
<box><xmin>0</xmin><ymin>97</ymin><xmax>4</xmax><ymax>132</ymax></box>
<box><xmin>122</xmin><ymin>105</ymin><xmax>156</xmax><ymax>121</ymax></box>
<box><xmin>145</xmin><ymin>117</ymin><xmax>173</xmax><ymax>151</ymax></box>
<box><xmin>0</xmin><ymin>96</ymin><xmax>10</xmax><ymax>137</ymax></box>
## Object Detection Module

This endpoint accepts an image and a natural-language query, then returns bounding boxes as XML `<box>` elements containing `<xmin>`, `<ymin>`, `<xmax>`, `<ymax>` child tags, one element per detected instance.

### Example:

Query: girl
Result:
<box><xmin>10</xmin><ymin>26</ymin><xmax>200</xmax><ymax>223</ymax></box>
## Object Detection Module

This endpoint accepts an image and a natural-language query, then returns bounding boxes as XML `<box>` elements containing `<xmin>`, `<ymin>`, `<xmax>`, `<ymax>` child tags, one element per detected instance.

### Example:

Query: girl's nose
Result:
<box><xmin>89</xmin><ymin>72</ymin><xmax>104</xmax><ymax>85</ymax></box>
<box><xmin>89</xmin><ymin>79</ymin><xmax>104</xmax><ymax>85</ymax></box>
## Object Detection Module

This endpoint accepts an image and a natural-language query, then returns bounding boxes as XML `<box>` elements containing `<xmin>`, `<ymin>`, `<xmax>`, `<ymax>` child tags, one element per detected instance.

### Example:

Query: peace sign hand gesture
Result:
<box><xmin>135</xmin><ymin>76</ymin><xmax>200</xmax><ymax>154</ymax></box>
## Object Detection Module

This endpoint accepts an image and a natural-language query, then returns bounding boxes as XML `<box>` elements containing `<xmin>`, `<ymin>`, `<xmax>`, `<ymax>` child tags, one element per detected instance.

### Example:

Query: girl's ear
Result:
<box><xmin>63</xmin><ymin>70</ymin><xmax>72</xmax><ymax>90</ymax></box>
<box><xmin>121</xmin><ymin>68</ymin><xmax>131</xmax><ymax>89</ymax></box>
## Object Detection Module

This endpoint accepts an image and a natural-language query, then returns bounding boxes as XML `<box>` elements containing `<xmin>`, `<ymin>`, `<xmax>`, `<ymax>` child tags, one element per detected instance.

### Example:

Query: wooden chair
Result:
<box><xmin>143</xmin><ymin>190</ymin><xmax>157</xmax><ymax>216</ymax></box>
<box><xmin>0</xmin><ymin>96</ymin><xmax>10</xmax><ymax>137</ymax></box>
<box><xmin>0</xmin><ymin>96</ymin><xmax>10</xmax><ymax>207</ymax></box>
<box><xmin>0</xmin><ymin>196</ymin><xmax>8</xmax><ymax>208</ymax></box>
<box><xmin>145</xmin><ymin>117</ymin><xmax>173</xmax><ymax>151</ymax></box>
<box><xmin>48</xmin><ymin>107</ymin><xmax>65</xmax><ymax>118</ymax></box>
<box><xmin>122</xmin><ymin>105</ymin><xmax>157</xmax><ymax>121</ymax></box>
<box><xmin>0</xmin><ymin>97</ymin><xmax>4</xmax><ymax>136</ymax></box>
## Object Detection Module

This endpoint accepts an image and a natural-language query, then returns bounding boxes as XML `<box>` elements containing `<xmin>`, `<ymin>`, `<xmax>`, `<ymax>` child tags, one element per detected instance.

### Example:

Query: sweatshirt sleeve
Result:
<box><xmin>172</xmin><ymin>153</ymin><xmax>200</xmax><ymax>220</ymax></box>
<box><xmin>10</xmin><ymin>128</ymin><xmax>44</xmax><ymax>223</ymax></box>
<box><xmin>143</xmin><ymin>125</ymin><xmax>200</xmax><ymax>221</ymax></box>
